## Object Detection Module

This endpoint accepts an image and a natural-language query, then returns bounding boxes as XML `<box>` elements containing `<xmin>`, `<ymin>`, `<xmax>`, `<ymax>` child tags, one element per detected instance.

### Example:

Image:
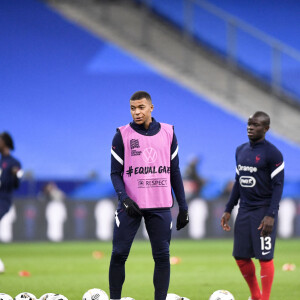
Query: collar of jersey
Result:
<box><xmin>249</xmin><ymin>139</ymin><xmax>267</xmax><ymax>148</ymax></box>
<box><xmin>130</xmin><ymin>117</ymin><xmax>161</xmax><ymax>136</ymax></box>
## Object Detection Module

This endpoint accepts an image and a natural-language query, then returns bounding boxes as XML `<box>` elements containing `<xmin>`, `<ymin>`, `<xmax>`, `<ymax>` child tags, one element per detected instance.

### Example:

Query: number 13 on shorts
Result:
<box><xmin>260</xmin><ymin>236</ymin><xmax>272</xmax><ymax>253</ymax></box>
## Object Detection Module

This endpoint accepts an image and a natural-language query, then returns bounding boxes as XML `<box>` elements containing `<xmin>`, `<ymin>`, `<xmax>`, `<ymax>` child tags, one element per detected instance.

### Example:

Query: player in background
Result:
<box><xmin>0</xmin><ymin>132</ymin><xmax>23</xmax><ymax>272</ymax></box>
<box><xmin>221</xmin><ymin>112</ymin><xmax>284</xmax><ymax>300</ymax></box>
<box><xmin>110</xmin><ymin>91</ymin><xmax>189</xmax><ymax>300</ymax></box>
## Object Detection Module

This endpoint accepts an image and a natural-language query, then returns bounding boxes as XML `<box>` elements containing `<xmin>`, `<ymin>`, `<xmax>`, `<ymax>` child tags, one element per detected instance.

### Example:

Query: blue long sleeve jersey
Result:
<box><xmin>110</xmin><ymin>118</ymin><xmax>188</xmax><ymax>211</ymax></box>
<box><xmin>225</xmin><ymin>139</ymin><xmax>284</xmax><ymax>217</ymax></box>
<box><xmin>0</xmin><ymin>154</ymin><xmax>21</xmax><ymax>201</ymax></box>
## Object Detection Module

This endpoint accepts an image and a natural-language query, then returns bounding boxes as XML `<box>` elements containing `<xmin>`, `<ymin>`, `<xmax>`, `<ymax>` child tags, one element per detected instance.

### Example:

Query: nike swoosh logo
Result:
<box><xmin>275</xmin><ymin>163</ymin><xmax>281</xmax><ymax>167</ymax></box>
<box><xmin>262</xmin><ymin>251</ymin><xmax>270</xmax><ymax>255</ymax></box>
<box><xmin>124</xmin><ymin>204</ymin><xmax>128</xmax><ymax>208</ymax></box>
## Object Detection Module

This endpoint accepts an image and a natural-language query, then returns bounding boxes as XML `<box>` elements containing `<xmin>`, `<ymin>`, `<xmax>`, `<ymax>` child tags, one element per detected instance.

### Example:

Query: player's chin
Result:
<box><xmin>134</xmin><ymin>118</ymin><xmax>144</xmax><ymax>124</ymax></box>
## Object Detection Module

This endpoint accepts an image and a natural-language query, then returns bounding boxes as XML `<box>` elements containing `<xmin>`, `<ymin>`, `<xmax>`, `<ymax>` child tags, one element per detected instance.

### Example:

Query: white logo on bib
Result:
<box><xmin>142</xmin><ymin>147</ymin><xmax>157</xmax><ymax>164</ymax></box>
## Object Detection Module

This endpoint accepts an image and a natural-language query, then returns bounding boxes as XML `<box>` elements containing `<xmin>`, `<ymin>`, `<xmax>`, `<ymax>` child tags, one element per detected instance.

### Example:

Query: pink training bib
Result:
<box><xmin>119</xmin><ymin>123</ymin><xmax>174</xmax><ymax>209</ymax></box>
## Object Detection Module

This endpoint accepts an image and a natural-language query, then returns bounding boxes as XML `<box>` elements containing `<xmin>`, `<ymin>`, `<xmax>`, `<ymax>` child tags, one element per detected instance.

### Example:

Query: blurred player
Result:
<box><xmin>221</xmin><ymin>112</ymin><xmax>284</xmax><ymax>300</ymax></box>
<box><xmin>110</xmin><ymin>91</ymin><xmax>189</xmax><ymax>300</ymax></box>
<box><xmin>0</xmin><ymin>132</ymin><xmax>22</xmax><ymax>271</ymax></box>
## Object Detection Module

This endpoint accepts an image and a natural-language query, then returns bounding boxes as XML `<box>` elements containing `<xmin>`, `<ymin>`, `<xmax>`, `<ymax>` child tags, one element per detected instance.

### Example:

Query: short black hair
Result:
<box><xmin>130</xmin><ymin>91</ymin><xmax>152</xmax><ymax>103</ymax></box>
<box><xmin>252</xmin><ymin>111</ymin><xmax>270</xmax><ymax>127</ymax></box>
<box><xmin>0</xmin><ymin>132</ymin><xmax>14</xmax><ymax>150</ymax></box>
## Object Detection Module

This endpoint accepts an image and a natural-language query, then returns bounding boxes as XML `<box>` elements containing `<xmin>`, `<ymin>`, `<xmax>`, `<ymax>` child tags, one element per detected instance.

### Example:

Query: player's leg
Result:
<box><xmin>144</xmin><ymin>209</ymin><xmax>172</xmax><ymax>300</ymax></box>
<box><xmin>251</xmin><ymin>208</ymin><xmax>278</xmax><ymax>300</ymax></box>
<box><xmin>233</xmin><ymin>208</ymin><xmax>261</xmax><ymax>300</ymax></box>
<box><xmin>0</xmin><ymin>200</ymin><xmax>11</xmax><ymax>221</ymax></box>
<box><xmin>109</xmin><ymin>208</ymin><xmax>142</xmax><ymax>300</ymax></box>
<box><xmin>0</xmin><ymin>200</ymin><xmax>11</xmax><ymax>274</ymax></box>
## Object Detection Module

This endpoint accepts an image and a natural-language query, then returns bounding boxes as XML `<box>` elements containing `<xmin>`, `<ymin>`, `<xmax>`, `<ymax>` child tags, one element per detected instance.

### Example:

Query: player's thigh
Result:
<box><xmin>0</xmin><ymin>201</ymin><xmax>11</xmax><ymax>220</ymax></box>
<box><xmin>233</xmin><ymin>209</ymin><xmax>254</xmax><ymax>258</ymax></box>
<box><xmin>144</xmin><ymin>210</ymin><xmax>172</xmax><ymax>256</ymax></box>
<box><xmin>112</xmin><ymin>208</ymin><xmax>142</xmax><ymax>254</ymax></box>
<box><xmin>251</xmin><ymin>208</ymin><xmax>278</xmax><ymax>260</ymax></box>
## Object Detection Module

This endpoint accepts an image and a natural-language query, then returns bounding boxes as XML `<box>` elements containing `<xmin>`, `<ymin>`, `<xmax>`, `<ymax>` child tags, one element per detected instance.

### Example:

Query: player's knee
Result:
<box><xmin>153</xmin><ymin>253</ymin><xmax>170</xmax><ymax>268</ymax></box>
<box><xmin>111</xmin><ymin>250</ymin><xmax>129</xmax><ymax>265</ymax></box>
<box><xmin>0</xmin><ymin>206</ymin><xmax>10</xmax><ymax>220</ymax></box>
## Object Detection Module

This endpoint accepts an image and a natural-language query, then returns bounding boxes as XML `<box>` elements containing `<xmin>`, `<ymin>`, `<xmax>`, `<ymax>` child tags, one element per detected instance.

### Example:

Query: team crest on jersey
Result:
<box><xmin>255</xmin><ymin>155</ymin><xmax>261</xmax><ymax>163</ymax></box>
<box><xmin>239</xmin><ymin>176</ymin><xmax>256</xmax><ymax>187</ymax></box>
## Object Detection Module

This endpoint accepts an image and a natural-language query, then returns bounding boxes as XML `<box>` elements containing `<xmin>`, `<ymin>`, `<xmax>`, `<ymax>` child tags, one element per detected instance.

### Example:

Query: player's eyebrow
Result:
<box><xmin>131</xmin><ymin>104</ymin><xmax>145</xmax><ymax>108</ymax></box>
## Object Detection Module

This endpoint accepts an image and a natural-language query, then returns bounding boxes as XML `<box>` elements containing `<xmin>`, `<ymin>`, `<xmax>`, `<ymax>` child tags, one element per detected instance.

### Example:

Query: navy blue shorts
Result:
<box><xmin>0</xmin><ymin>199</ymin><xmax>12</xmax><ymax>220</ymax></box>
<box><xmin>233</xmin><ymin>206</ymin><xmax>278</xmax><ymax>260</ymax></box>
<box><xmin>112</xmin><ymin>208</ymin><xmax>172</xmax><ymax>258</ymax></box>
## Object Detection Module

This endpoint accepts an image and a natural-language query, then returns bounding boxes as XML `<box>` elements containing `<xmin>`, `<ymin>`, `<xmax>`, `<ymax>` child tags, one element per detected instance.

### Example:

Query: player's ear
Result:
<box><xmin>264</xmin><ymin>125</ymin><xmax>269</xmax><ymax>133</ymax></box>
<box><xmin>150</xmin><ymin>104</ymin><xmax>154</xmax><ymax>112</ymax></box>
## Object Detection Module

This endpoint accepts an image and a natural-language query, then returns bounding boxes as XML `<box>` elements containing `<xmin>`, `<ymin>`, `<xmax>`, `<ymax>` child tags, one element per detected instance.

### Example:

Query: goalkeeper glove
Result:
<box><xmin>176</xmin><ymin>209</ymin><xmax>189</xmax><ymax>230</ymax></box>
<box><xmin>122</xmin><ymin>198</ymin><xmax>142</xmax><ymax>218</ymax></box>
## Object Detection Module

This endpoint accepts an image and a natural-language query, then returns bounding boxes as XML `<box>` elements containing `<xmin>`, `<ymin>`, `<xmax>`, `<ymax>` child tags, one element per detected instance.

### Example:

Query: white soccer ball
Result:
<box><xmin>166</xmin><ymin>294</ymin><xmax>182</xmax><ymax>300</ymax></box>
<box><xmin>14</xmin><ymin>292</ymin><xmax>36</xmax><ymax>300</ymax></box>
<box><xmin>209</xmin><ymin>290</ymin><xmax>235</xmax><ymax>300</ymax></box>
<box><xmin>39</xmin><ymin>293</ymin><xmax>56</xmax><ymax>300</ymax></box>
<box><xmin>0</xmin><ymin>293</ymin><xmax>13</xmax><ymax>300</ymax></box>
<box><xmin>47</xmin><ymin>295</ymin><xmax>68</xmax><ymax>300</ymax></box>
<box><xmin>82</xmin><ymin>288</ymin><xmax>109</xmax><ymax>300</ymax></box>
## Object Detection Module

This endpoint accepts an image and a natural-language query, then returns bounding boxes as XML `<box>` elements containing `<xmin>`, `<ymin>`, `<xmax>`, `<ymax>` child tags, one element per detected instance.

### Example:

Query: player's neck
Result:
<box><xmin>249</xmin><ymin>137</ymin><xmax>265</xmax><ymax>145</ymax></box>
<box><xmin>1</xmin><ymin>148</ymin><xmax>10</xmax><ymax>156</ymax></box>
<box><xmin>143</xmin><ymin>117</ymin><xmax>153</xmax><ymax>130</ymax></box>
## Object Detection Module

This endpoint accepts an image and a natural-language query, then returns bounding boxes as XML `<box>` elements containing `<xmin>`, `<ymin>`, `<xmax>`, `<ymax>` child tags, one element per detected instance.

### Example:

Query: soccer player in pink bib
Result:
<box><xmin>109</xmin><ymin>91</ymin><xmax>189</xmax><ymax>300</ymax></box>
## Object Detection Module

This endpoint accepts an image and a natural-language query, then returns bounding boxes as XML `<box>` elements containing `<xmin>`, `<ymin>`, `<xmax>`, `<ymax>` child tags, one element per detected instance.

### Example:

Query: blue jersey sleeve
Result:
<box><xmin>110</xmin><ymin>130</ymin><xmax>129</xmax><ymax>202</ymax></box>
<box><xmin>170</xmin><ymin>131</ymin><xmax>188</xmax><ymax>211</ymax></box>
<box><xmin>12</xmin><ymin>159</ymin><xmax>21</xmax><ymax>189</ymax></box>
<box><xmin>266</xmin><ymin>146</ymin><xmax>284</xmax><ymax>217</ymax></box>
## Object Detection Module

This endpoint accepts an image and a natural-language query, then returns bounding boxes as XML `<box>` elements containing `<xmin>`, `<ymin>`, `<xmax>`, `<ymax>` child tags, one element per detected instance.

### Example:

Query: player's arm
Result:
<box><xmin>170</xmin><ymin>131</ymin><xmax>189</xmax><ymax>230</ymax></box>
<box><xmin>110</xmin><ymin>130</ymin><xmax>142</xmax><ymax>218</ymax></box>
<box><xmin>221</xmin><ymin>150</ymin><xmax>240</xmax><ymax>231</ymax></box>
<box><xmin>110</xmin><ymin>130</ymin><xmax>128</xmax><ymax>202</ymax></box>
<box><xmin>11</xmin><ymin>160</ymin><xmax>22</xmax><ymax>189</ymax></box>
<box><xmin>258</xmin><ymin>148</ymin><xmax>284</xmax><ymax>237</ymax></box>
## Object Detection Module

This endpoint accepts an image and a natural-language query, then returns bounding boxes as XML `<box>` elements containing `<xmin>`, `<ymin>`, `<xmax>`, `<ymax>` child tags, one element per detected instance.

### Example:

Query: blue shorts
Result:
<box><xmin>233</xmin><ymin>206</ymin><xmax>278</xmax><ymax>260</ymax></box>
<box><xmin>0</xmin><ymin>199</ymin><xmax>12</xmax><ymax>220</ymax></box>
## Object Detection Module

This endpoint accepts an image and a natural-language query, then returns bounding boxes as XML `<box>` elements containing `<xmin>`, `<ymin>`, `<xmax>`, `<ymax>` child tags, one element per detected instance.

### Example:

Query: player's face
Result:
<box><xmin>247</xmin><ymin>116</ymin><xmax>268</xmax><ymax>142</ymax></box>
<box><xmin>130</xmin><ymin>98</ymin><xmax>153</xmax><ymax>128</ymax></box>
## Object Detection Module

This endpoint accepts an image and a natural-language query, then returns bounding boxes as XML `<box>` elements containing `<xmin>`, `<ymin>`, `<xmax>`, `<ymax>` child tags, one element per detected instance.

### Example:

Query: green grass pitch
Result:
<box><xmin>1</xmin><ymin>239</ymin><xmax>299</xmax><ymax>299</ymax></box>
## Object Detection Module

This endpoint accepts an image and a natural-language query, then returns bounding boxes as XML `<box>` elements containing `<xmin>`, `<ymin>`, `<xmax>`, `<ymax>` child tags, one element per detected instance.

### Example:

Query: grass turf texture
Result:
<box><xmin>0</xmin><ymin>239</ymin><xmax>299</xmax><ymax>299</ymax></box>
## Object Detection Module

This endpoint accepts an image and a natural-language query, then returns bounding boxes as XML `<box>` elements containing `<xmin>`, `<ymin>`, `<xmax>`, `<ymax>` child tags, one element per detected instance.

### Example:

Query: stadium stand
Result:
<box><xmin>1</xmin><ymin>0</ymin><xmax>300</xmax><ymax>199</ymax></box>
<box><xmin>135</xmin><ymin>0</ymin><xmax>300</xmax><ymax>101</ymax></box>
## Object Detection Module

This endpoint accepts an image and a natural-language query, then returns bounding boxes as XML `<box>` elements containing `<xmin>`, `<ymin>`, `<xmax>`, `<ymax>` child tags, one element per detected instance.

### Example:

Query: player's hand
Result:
<box><xmin>176</xmin><ymin>209</ymin><xmax>189</xmax><ymax>230</ymax></box>
<box><xmin>11</xmin><ymin>166</ymin><xmax>20</xmax><ymax>175</ymax></box>
<box><xmin>258</xmin><ymin>216</ymin><xmax>274</xmax><ymax>237</ymax></box>
<box><xmin>221</xmin><ymin>212</ymin><xmax>231</xmax><ymax>231</ymax></box>
<box><xmin>122</xmin><ymin>198</ymin><xmax>142</xmax><ymax>218</ymax></box>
